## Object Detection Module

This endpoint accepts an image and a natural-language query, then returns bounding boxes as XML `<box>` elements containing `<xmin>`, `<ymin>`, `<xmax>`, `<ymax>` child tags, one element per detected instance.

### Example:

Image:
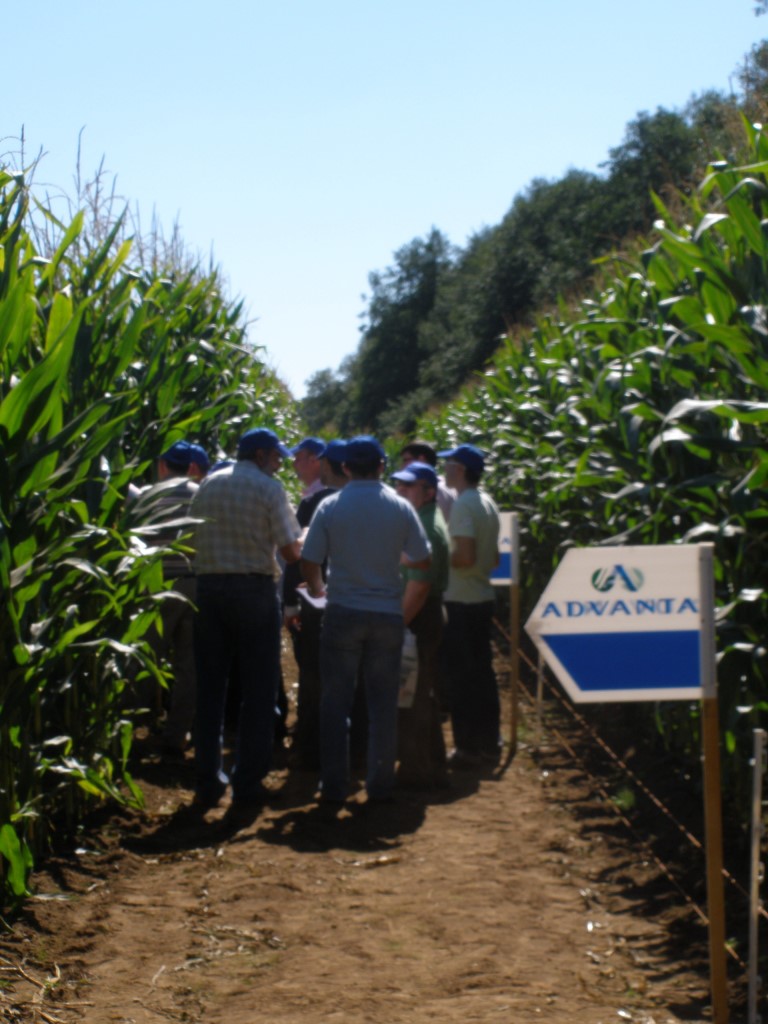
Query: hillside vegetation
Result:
<box><xmin>299</xmin><ymin>40</ymin><xmax>768</xmax><ymax>820</ymax></box>
<box><xmin>422</xmin><ymin>117</ymin><xmax>768</xmax><ymax>812</ymax></box>
<box><xmin>302</xmin><ymin>41</ymin><xmax>768</xmax><ymax>438</ymax></box>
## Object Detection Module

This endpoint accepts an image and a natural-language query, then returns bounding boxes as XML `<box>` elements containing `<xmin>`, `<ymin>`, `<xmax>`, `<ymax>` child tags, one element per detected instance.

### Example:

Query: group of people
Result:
<box><xmin>143</xmin><ymin>427</ymin><xmax>502</xmax><ymax>815</ymax></box>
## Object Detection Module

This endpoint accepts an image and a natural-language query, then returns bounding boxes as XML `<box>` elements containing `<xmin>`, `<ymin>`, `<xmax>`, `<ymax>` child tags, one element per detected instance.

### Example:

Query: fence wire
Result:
<box><xmin>495</xmin><ymin>619</ymin><xmax>767</xmax><ymax>974</ymax></box>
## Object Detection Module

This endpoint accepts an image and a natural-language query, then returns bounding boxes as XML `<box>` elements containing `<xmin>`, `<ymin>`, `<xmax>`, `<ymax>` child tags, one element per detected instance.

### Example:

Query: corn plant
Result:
<box><xmin>418</xmin><ymin>119</ymin><xmax>768</xmax><ymax>813</ymax></box>
<box><xmin>0</xmin><ymin>167</ymin><xmax>297</xmax><ymax>908</ymax></box>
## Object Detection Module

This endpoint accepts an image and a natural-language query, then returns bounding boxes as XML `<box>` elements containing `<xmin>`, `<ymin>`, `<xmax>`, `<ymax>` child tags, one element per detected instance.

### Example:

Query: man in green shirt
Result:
<box><xmin>437</xmin><ymin>444</ymin><xmax>501</xmax><ymax>767</ymax></box>
<box><xmin>391</xmin><ymin>461</ymin><xmax>450</xmax><ymax>788</ymax></box>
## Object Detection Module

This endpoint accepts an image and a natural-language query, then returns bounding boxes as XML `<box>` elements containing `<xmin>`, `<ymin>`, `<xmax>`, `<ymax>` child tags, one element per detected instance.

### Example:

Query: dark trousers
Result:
<box><xmin>290</xmin><ymin>606</ymin><xmax>368</xmax><ymax>772</ymax></box>
<box><xmin>398</xmin><ymin>596</ymin><xmax>447</xmax><ymax>783</ymax></box>
<box><xmin>443</xmin><ymin>599</ymin><xmax>500</xmax><ymax>756</ymax></box>
<box><xmin>289</xmin><ymin>603</ymin><xmax>324</xmax><ymax>769</ymax></box>
<box><xmin>193</xmin><ymin>574</ymin><xmax>280</xmax><ymax>802</ymax></box>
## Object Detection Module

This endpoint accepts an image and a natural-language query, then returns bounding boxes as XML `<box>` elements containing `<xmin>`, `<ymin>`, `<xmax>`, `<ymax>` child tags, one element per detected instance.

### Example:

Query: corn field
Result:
<box><xmin>0</xmin><ymin>167</ymin><xmax>296</xmax><ymax>908</ymax></box>
<box><xmin>418</xmin><ymin>119</ymin><xmax>768</xmax><ymax>814</ymax></box>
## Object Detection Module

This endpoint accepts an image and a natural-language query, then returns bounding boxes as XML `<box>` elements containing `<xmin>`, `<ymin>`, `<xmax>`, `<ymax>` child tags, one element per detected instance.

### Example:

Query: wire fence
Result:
<box><xmin>495</xmin><ymin>618</ymin><xmax>768</xmax><ymax>979</ymax></box>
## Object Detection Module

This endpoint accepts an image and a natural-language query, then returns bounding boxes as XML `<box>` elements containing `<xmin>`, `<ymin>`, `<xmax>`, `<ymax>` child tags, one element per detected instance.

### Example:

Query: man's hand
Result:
<box><xmin>300</xmin><ymin>558</ymin><xmax>327</xmax><ymax>599</ymax></box>
<box><xmin>403</xmin><ymin>579</ymin><xmax>430</xmax><ymax>627</ymax></box>
<box><xmin>451</xmin><ymin>535</ymin><xmax>476</xmax><ymax>569</ymax></box>
<box><xmin>280</xmin><ymin>539</ymin><xmax>302</xmax><ymax>564</ymax></box>
<box><xmin>283</xmin><ymin>604</ymin><xmax>301</xmax><ymax>631</ymax></box>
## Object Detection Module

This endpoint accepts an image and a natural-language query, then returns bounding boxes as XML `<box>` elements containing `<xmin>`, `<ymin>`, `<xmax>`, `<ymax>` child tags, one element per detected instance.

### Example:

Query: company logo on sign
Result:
<box><xmin>591</xmin><ymin>566</ymin><xmax>644</xmax><ymax>592</ymax></box>
<box><xmin>541</xmin><ymin>596</ymin><xmax>699</xmax><ymax>619</ymax></box>
<box><xmin>541</xmin><ymin>561</ymin><xmax>698</xmax><ymax>620</ymax></box>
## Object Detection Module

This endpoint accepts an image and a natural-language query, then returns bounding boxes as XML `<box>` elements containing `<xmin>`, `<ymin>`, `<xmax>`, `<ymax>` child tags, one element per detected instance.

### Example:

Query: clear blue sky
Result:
<box><xmin>3</xmin><ymin>1</ymin><xmax>764</xmax><ymax>397</ymax></box>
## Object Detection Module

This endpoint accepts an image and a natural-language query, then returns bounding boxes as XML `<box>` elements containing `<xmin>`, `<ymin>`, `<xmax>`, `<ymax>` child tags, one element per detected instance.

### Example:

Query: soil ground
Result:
<box><xmin>0</xmin><ymin>647</ymin><xmax>719</xmax><ymax>1024</ymax></box>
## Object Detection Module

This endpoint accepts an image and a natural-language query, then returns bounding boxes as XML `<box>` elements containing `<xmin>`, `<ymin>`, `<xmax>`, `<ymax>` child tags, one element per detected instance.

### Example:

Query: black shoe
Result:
<box><xmin>480</xmin><ymin>745</ymin><xmax>503</xmax><ymax>766</ymax></box>
<box><xmin>315</xmin><ymin>795</ymin><xmax>345</xmax><ymax>820</ymax></box>
<box><xmin>220</xmin><ymin>800</ymin><xmax>263</xmax><ymax>829</ymax></box>
<box><xmin>317</xmin><ymin>793</ymin><xmax>345</xmax><ymax>807</ymax></box>
<box><xmin>447</xmin><ymin>748</ymin><xmax>481</xmax><ymax>769</ymax></box>
<box><xmin>231</xmin><ymin>782</ymin><xmax>271</xmax><ymax>807</ymax></box>
<box><xmin>365</xmin><ymin>793</ymin><xmax>395</xmax><ymax>805</ymax></box>
<box><xmin>192</xmin><ymin>786</ymin><xmax>227</xmax><ymax>810</ymax></box>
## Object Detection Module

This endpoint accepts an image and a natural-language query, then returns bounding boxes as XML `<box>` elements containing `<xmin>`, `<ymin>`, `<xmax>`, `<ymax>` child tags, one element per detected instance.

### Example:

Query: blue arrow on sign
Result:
<box><xmin>542</xmin><ymin>630</ymin><xmax>701</xmax><ymax>693</ymax></box>
<box><xmin>491</xmin><ymin>511</ymin><xmax>518</xmax><ymax>586</ymax></box>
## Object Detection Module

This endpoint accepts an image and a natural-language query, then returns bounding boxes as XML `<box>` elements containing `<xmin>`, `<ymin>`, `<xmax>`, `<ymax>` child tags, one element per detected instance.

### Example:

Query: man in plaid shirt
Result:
<box><xmin>191</xmin><ymin>428</ymin><xmax>301</xmax><ymax>810</ymax></box>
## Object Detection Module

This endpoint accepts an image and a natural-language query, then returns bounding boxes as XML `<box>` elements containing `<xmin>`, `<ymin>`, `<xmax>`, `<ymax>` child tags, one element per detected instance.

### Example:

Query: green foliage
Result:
<box><xmin>301</xmin><ymin>46</ymin><xmax>766</xmax><ymax>438</ymax></box>
<box><xmin>302</xmin><ymin>367</ymin><xmax>351</xmax><ymax>434</ymax></box>
<box><xmin>350</xmin><ymin>228</ymin><xmax>454</xmax><ymax>431</ymax></box>
<box><xmin>603</xmin><ymin>108</ymin><xmax>699</xmax><ymax>237</ymax></box>
<box><xmin>737</xmin><ymin>39</ymin><xmax>768</xmax><ymax>121</ymax></box>
<box><xmin>418</xmin><ymin>120</ymin><xmax>768</xmax><ymax>814</ymax></box>
<box><xmin>0</xmin><ymin>166</ymin><xmax>296</xmax><ymax>908</ymax></box>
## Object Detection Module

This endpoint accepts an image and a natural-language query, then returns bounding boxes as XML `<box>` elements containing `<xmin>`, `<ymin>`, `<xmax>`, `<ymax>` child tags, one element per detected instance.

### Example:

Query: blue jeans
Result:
<box><xmin>319</xmin><ymin>604</ymin><xmax>404</xmax><ymax>801</ymax></box>
<box><xmin>193</xmin><ymin>574</ymin><xmax>280</xmax><ymax>802</ymax></box>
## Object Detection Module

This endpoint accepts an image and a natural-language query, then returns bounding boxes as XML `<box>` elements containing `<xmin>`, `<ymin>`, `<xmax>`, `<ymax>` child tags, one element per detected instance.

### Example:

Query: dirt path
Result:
<box><xmin>1</xmin><ymin>689</ymin><xmax>714</xmax><ymax>1024</ymax></box>
<box><xmin>0</xmin><ymin>638</ymin><xmax>719</xmax><ymax>1024</ymax></box>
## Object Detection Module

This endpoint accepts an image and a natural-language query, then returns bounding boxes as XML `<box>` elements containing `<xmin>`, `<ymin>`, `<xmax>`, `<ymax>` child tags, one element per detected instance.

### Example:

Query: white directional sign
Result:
<box><xmin>491</xmin><ymin>511</ymin><xmax>519</xmax><ymax>586</ymax></box>
<box><xmin>525</xmin><ymin>544</ymin><xmax>715</xmax><ymax>703</ymax></box>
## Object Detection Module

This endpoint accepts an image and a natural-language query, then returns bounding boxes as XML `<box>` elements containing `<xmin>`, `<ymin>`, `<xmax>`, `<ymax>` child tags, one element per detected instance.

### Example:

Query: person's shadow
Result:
<box><xmin>255</xmin><ymin>796</ymin><xmax>425</xmax><ymax>854</ymax></box>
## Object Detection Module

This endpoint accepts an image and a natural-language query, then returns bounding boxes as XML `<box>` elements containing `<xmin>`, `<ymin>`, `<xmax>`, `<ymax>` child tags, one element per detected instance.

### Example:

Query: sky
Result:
<box><xmin>3</xmin><ymin>2</ymin><xmax>765</xmax><ymax>398</ymax></box>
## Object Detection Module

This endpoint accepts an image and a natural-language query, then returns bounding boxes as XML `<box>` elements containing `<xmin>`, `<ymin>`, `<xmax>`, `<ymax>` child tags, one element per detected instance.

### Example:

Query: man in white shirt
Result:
<box><xmin>438</xmin><ymin>443</ymin><xmax>501</xmax><ymax>768</ymax></box>
<box><xmin>290</xmin><ymin>437</ymin><xmax>325</xmax><ymax>500</ymax></box>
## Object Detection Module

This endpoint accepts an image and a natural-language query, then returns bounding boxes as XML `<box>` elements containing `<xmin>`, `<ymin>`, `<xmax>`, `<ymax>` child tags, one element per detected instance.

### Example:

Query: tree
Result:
<box><xmin>300</xmin><ymin>367</ymin><xmax>351</xmax><ymax>434</ymax></box>
<box><xmin>684</xmin><ymin>90</ymin><xmax>744</xmax><ymax>169</ymax></box>
<box><xmin>603</xmin><ymin>108</ymin><xmax>698</xmax><ymax>237</ymax></box>
<box><xmin>737</xmin><ymin>40</ymin><xmax>768</xmax><ymax>121</ymax></box>
<box><xmin>301</xmin><ymin>41</ymin><xmax>766</xmax><ymax>440</ymax></box>
<box><xmin>350</xmin><ymin>228</ymin><xmax>454</xmax><ymax>429</ymax></box>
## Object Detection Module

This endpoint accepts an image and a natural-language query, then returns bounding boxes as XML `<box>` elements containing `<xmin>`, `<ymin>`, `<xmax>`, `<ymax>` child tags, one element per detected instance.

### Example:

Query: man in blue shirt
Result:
<box><xmin>301</xmin><ymin>435</ymin><xmax>431</xmax><ymax>807</ymax></box>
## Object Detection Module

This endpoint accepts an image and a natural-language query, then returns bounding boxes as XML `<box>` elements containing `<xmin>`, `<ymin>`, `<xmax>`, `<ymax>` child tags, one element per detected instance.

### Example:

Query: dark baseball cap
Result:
<box><xmin>320</xmin><ymin>439</ymin><xmax>348</xmax><ymax>462</ymax></box>
<box><xmin>289</xmin><ymin>437</ymin><xmax>325</xmax><ymax>457</ymax></box>
<box><xmin>437</xmin><ymin>444</ymin><xmax>486</xmax><ymax>474</ymax></box>
<box><xmin>161</xmin><ymin>440</ymin><xmax>210</xmax><ymax>473</ymax></box>
<box><xmin>237</xmin><ymin>428</ymin><xmax>291</xmax><ymax>459</ymax></box>
<box><xmin>391</xmin><ymin>461</ymin><xmax>438</xmax><ymax>488</ymax></box>
<box><xmin>344</xmin><ymin>435</ymin><xmax>386</xmax><ymax>462</ymax></box>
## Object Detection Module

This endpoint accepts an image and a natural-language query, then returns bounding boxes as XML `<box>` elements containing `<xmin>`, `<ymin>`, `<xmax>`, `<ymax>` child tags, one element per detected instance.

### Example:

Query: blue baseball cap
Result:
<box><xmin>320</xmin><ymin>439</ymin><xmax>347</xmax><ymax>462</ymax></box>
<box><xmin>437</xmin><ymin>443</ymin><xmax>486</xmax><ymax>474</ymax></box>
<box><xmin>161</xmin><ymin>440</ymin><xmax>210</xmax><ymax>473</ymax></box>
<box><xmin>391</xmin><ymin>461</ymin><xmax>438</xmax><ymax>488</ymax></box>
<box><xmin>289</xmin><ymin>437</ymin><xmax>325</xmax><ymax>457</ymax></box>
<box><xmin>237</xmin><ymin>428</ymin><xmax>291</xmax><ymax>459</ymax></box>
<box><xmin>344</xmin><ymin>435</ymin><xmax>386</xmax><ymax>462</ymax></box>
